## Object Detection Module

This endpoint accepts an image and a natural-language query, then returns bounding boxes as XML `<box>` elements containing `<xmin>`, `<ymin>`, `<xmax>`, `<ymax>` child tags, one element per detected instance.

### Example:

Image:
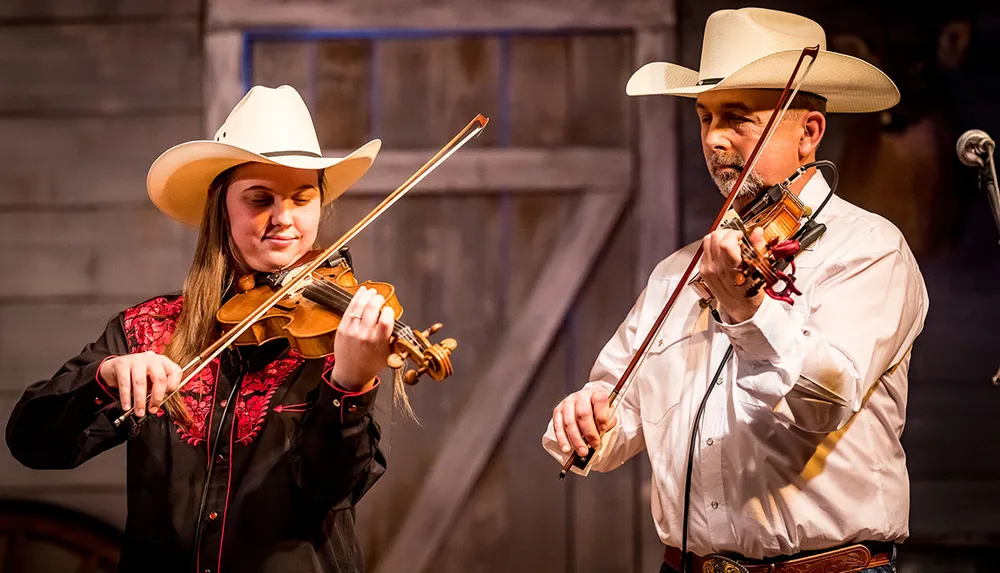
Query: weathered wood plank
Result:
<box><xmin>330</xmin><ymin>194</ymin><xmax>507</xmax><ymax>570</ymax></box>
<box><xmin>331</xmin><ymin>148</ymin><xmax>632</xmax><ymax>194</ymax></box>
<box><xmin>633</xmin><ymin>26</ymin><xmax>679</xmax><ymax>572</ymax></box>
<box><xmin>210</xmin><ymin>0</ymin><xmax>675</xmax><ymax>31</ymax></box>
<box><xmin>569</xmin><ymin>34</ymin><xmax>634</xmax><ymax>147</ymax></box>
<box><xmin>634</xmin><ymin>28</ymin><xmax>680</xmax><ymax>284</ymax></box>
<box><xmin>366</xmin><ymin>45</ymin><xmax>506</xmax><ymax>562</ymax></box>
<box><xmin>250</xmin><ymin>40</ymin><xmax>312</xmax><ymax>105</ymax></box>
<box><xmin>0</xmin><ymin>23</ymin><xmax>201</xmax><ymax>114</ymax></box>
<box><xmin>315</xmin><ymin>40</ymin><xmax>372</xmax><ymax>148</ymax></box>
<box><xmin>376</xmin><ymin>37</ymin><xmax>500</xmax><ymax>148</ymax></box>
<box><xmin>509</xmin><ymin>36</ymin><xmax>570</xmax><ymax>147</ymax></box>
<box><xmin>0</xmin><ymin>303</ymin><xmax>127</xmax><ymax>393</ymax></box>
<box><xmin>504</xmin><ymin>194</ymin><xmax>575</xmax><ymax>323</ymax></box>
<box><xmin>0</xmin><ymin>0</ymin><xmax>198</xmax><ymax>19</ymax></box>
<box><xmin>427</xmin><ymin>194</ymin><xmax>576</xmax><ymax>572</ymax></box>
<box><xmin>0</xmin><ymin>399</ymin><xmax>127</xmax><ymax>489</ymax></box>
<box><xmin>492</xmin><ymin>334</ymin><xmax>570</xmax><ymax>573</ymax></box>
<box><xmin>374</xmin><ymin>190</ymin><xmax>629</xmax><ymax>573</ymax></box>
<box><xmin>0</xmin><ymin>115</ymin><xmax>201</xmax><ymax>206</ymax></box>
<box><xmin>0</xmin><ymin>210</ymin><xmax>196</xmax><ymax>298</ymax></box>
<box><xmin>570</xmin><ymin>207</ymin><xmax>642</xmax><ymax>573</ymax></box>
<box><xmin>204</xmin><ymin>30</ymin><xmax>245</xmax><ymax>138</ymax></box>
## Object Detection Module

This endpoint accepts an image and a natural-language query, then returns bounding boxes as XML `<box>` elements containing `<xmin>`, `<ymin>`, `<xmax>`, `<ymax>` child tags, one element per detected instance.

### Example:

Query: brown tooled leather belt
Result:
<box><xmin>663</xmin><ymin>541</ymin><xmax>893</xmax><ymax>573</ymax></box>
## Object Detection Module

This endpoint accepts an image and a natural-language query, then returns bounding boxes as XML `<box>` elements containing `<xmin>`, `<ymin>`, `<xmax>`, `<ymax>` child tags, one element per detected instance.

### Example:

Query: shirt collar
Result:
<box><xmin>795</xmin><ymin>169</ymin><xmax>831</xmax><ymax>216</ymax></box>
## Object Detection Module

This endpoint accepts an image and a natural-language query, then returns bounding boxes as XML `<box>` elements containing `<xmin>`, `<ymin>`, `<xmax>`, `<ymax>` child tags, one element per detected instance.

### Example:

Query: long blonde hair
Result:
<box><xmin>159</xmin><ymin>167</ymin><xmax>240</xmax><ymax>422</ymax></box>
<box><xmin>160</xmin><ymin>165</ymin><xmax>413</xmax><ymax>422</ymax></box>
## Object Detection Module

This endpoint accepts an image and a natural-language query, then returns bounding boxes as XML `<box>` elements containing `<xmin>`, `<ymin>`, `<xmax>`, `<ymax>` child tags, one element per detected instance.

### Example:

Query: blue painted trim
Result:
<box><xmin>241</xmin><ymin>31</ymin><xmax>254</xmax><ymax>94</ymax></box>
<box><xmin>370</xmin><ymin>40</ymin><xmax>381</xmax><ymax>137</ymax></box>
<box><xmin>498</xmin><ymin>34</ymin><xmax>511</xmax><ymax>149</ymax></box>
<box><xmin>242</xmin><ymin>27</ymin><xmax>627</xmax><ymax>42</ymax></box>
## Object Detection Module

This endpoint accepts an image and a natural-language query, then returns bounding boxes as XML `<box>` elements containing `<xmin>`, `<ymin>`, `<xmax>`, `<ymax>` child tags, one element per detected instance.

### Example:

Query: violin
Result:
<box><xmin>217</xmin><ymin>247</ymin><xmax>456</xmax><ymax>384</ymax></box>
<box><xmin>688</xmin><ymin>162</ymin><xmax>831</xmax><ymax>306</ymax></box>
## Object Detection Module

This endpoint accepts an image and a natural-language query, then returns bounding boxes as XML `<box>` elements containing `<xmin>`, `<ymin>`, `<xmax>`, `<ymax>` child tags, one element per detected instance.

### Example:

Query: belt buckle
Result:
<box><xmin>701</xmin><ymin>555</ymin><xmax>750</xmax><ymax>573</ymax></box>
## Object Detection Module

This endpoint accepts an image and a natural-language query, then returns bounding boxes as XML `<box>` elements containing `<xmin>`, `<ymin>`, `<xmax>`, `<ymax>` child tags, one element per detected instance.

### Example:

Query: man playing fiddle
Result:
<box><xmin>543</xmin><ymin>8</ymin><xmax>928</xmax><ymax>573</ymax></box>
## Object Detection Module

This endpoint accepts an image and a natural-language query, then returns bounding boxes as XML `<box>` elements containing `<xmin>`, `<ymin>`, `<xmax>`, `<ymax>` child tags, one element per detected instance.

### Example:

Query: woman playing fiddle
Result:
<box><xmin>6</xmin><ymin>85</ymin><xmax>392</xmax><ymax>573</ymax></box>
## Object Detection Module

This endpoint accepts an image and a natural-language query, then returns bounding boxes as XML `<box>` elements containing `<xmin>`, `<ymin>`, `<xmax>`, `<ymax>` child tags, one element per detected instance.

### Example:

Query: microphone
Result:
<box><xmin>957</xmin><ymin>129</ymin><xmax>995</xmax><ymax>167</ymax></box>
<box><xmin>956</xmin><ymin>130</ymin><xmax>1000</xmax><ymax>386</ymax></box>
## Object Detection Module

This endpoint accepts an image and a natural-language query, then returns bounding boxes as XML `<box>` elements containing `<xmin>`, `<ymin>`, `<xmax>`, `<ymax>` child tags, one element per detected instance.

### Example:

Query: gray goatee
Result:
<box><xmin>708</xmin><ymin>152</ymin><xmax>765</xmax><ymax>199</ymax></box>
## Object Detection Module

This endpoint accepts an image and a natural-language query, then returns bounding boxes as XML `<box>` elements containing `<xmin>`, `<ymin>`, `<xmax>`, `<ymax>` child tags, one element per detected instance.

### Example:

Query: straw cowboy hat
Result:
<box><xmin>626</xmin><ymin>7</ymin><xmax>899</xmax><ymax>113</ymax></box>
<box><xmin>147</xmin><ymin>84</ymin><xmax>380</xmax><ymax>227</ymax></box>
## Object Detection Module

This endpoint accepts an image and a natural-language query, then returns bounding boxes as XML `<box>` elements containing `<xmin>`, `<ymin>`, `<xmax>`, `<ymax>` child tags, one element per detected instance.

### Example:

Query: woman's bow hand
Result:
<box><xmin>99</xmin><ymin>352</ymin><xmax>183</xmax><ymax>416</ymax></box>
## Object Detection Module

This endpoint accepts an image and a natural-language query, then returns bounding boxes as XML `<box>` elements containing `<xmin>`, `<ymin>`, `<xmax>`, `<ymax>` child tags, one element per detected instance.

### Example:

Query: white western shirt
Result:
<box><xmin>543</xmin><ymin>173</ymin><xmax>929</xmax><ymax>559</ymax></box>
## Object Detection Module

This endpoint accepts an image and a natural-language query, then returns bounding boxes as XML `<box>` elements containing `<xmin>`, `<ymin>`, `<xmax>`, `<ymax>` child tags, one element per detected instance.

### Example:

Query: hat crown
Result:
<box><xmin>213</xmin><ymin>85</ymin><xmax>322</xmax><ymax>157</ymax></box>
<box><xmin>699</xmin><ymin>8</ymin><xmax>826</xmax><ymax>82</ymax></box>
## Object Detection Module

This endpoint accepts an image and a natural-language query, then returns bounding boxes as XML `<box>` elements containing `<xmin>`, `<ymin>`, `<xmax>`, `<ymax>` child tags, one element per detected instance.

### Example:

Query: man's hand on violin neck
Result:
<box><xmin>331</xmin><ymin>285</ymin><xmax>394</xmax><ymax>391</ymax></box>
<box><xmin>552</xmin><ymin>388</ymin><xmax>617</xmax><ymax>457</ymax></box>
<box><xmin>699</xmin><ymin>228</ymin><xmax>766</xmax><ymax>324</ymax></box>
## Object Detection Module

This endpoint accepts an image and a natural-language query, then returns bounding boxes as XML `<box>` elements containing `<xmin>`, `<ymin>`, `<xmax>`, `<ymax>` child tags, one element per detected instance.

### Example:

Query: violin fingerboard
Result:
<box><xmin>717</xmin><ymin>209</ymin><xmax>746</xmax><ymax>231</ymax></box>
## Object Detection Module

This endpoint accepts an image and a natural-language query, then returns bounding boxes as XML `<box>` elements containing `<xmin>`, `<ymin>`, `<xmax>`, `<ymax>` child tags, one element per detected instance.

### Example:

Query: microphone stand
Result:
<box><xmin>978</xmin><ymin>146</ymin><xmax>1000</xmax><ymax>385</ymax></box>
<box><xmin>980</xmin><ymin>144</ymin><xmax>1000</xmax><ymax>249</ymax></box>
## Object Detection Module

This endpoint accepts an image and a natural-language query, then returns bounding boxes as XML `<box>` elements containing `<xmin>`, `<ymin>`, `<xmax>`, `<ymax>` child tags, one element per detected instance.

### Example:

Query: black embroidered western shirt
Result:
<box><xmin>5</xmin><ymin>294</ymin><xmax>386</xmax><ymax>573</ymax></box>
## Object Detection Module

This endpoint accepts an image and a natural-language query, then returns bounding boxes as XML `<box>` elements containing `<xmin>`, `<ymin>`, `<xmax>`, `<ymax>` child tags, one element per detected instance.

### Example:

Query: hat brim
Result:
<box><xmin>147</xmin><ymin>139</ymin><xmax>381</xmax><ymax>228</ymax></box>
<box><xmin>626</xmin><ymin>49</ymin><xmax>899</xmax><ymax>113</ymax></box>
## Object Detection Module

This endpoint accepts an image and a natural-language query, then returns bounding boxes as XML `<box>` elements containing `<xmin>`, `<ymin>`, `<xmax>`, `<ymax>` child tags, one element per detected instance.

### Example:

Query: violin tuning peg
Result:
<box><xmin>404</xmin><ymin>369</ymin><xmax>420</xmax><ymax>385</ymax></box>
<box><xmin>440</xmin><ymin>338</ymin><xmax>457</xmax><ymax>352</ymax></box>
<box><xmin>387</xmin><ymin>353</ymin><xmax>405</xmax><ymax>370</ymax></box>
<box><xmin>422</xmin><ymin>323</ymin><xmax>443</xmax><ymax>337</ymax></box>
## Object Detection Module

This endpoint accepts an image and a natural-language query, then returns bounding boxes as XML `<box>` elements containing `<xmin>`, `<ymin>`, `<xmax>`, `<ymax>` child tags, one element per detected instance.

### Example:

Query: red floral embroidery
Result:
<box><xmin>234</xmin><ymin>357</ymin><xmax>303</xmax><ymax>445</ymax></box>
<box><xmin>123</xmin><ymin>296</ymin><xmax>218</xmax><ymax>445</ymax></box>
<box><xmin>122</xmin><ymin>295</ymin><xmax>311</xmax><ymax>448</ymax></box>
<box><xmin>123</xmin><ymin>296</ymin><xmax>183</xmax><ymax>353</ymax></box>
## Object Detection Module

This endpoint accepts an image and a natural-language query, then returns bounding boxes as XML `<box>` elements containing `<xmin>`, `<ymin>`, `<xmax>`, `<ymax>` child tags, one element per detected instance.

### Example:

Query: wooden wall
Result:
<box><xmin>0</xmin><ymin>0</ymin><xmax>203</xmax><ymax>536</ymax></box>
<box><xmin>3</xmin><ymin>0</ymin><xmax>999</xmax><ymax>572</ymax></box>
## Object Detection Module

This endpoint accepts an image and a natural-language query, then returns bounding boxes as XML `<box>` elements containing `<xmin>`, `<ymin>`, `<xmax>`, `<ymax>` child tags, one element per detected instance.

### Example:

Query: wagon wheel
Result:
<box><xmin>0</xmin><ymin>499</ymin><xmax>121</xmax><ymax>573</ymax></box>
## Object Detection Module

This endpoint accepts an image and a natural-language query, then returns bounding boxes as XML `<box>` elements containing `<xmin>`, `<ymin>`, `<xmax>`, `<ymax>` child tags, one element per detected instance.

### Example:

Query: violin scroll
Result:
<box><xmin>388</xmin><ymin>322</ymin><xmax>457</xmax><ymax>385</ymax></box>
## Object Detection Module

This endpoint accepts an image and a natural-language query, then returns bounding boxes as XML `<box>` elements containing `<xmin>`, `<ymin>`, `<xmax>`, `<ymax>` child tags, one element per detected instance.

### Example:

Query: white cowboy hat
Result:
<box><xmin>626</xmin><ymin>7</ymin><xmax>899</xmax><ymax>113</ymax></box>
<box><xmin>147</xmin><ymin>84</ymin><xmax>380</xmax><ymax>227</ymax></box>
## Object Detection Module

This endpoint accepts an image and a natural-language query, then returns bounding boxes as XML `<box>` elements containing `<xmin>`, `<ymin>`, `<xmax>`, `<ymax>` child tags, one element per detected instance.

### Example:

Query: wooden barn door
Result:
<box><xmin>207</xmin><ymin>2</ymin><xmax>679</xmax><ymax>571</ymax></box>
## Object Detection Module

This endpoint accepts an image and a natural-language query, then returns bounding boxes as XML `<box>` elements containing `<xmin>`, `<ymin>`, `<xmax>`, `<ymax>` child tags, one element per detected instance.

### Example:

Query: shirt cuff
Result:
<box><xmin>94</xmin><ymin>355</ymin><xmax>119</xmax><ymax>403</ymax></box>
<box><xmin>715</xmin><ymin>296</ymin><xmax>800</xmax><ymax>363</ymax></box>
<box><xmin>321</xmin><ymin>369</ymin><xmax>380</xmax><ymax>424</ymax></box>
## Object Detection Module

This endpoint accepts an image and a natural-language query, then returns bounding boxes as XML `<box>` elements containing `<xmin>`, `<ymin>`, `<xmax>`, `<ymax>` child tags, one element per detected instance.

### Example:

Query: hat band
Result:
<box><xmin>697</xmin><ymin>78</ymin><xmax>723</xmax><ymax>86</ymax></box>
<box><xmin>261</xmin><ymin>150</ymin><xmax>324</xmax><ymax>159</ymax></box>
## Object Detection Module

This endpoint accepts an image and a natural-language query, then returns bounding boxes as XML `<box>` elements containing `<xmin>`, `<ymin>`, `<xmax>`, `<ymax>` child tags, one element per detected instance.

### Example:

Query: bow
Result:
<box><xmin>558</xmin><ymin>46</ymin><xmax>820</xmax><ymax>478</ymax></box>
<box><xmin>114</xmin><ymin>114</ymin><xmax>490</xmax><ymax>429</ymax></box>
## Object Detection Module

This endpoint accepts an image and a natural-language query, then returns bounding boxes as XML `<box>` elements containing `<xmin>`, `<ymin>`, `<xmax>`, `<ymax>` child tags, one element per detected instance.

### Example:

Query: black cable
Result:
<box><xmin>677</xmin><ymin>162</ymin><xmax>838</xmax><ymax>571</ymax></box>
<box><xmin>679</xmin><ymin>309</ymin><xmax>733</xmax><ymax>573</ymax></box>
<box><xmin>802</xmin><ymin>159</ymin><xmax>838</xmax><ymax>222</ymax></box>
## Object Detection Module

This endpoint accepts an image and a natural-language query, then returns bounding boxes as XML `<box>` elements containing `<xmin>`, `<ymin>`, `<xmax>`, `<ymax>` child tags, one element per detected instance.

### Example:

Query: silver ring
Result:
<box><xmin>350</xmin><ymin>312</ymin><xmax>363</xmax><ymax>319</ymax></box>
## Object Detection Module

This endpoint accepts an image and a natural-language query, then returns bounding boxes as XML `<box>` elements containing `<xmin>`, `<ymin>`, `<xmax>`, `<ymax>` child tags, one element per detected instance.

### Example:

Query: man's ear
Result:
<box><xmin>799</xmin><ymin>110</ymin><xmax>825</xmax><ymax>157</ymax></box>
